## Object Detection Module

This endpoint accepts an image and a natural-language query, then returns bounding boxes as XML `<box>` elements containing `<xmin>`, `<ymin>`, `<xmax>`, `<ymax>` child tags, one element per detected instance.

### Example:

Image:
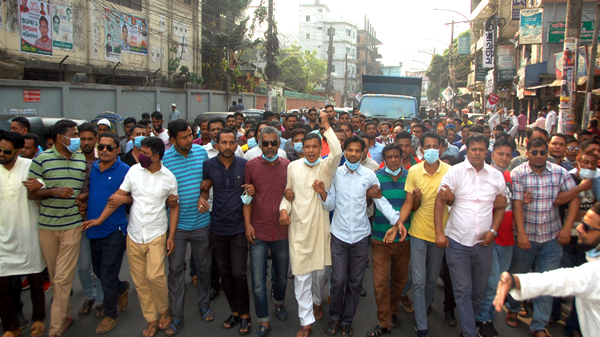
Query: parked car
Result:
<box><xmin>0</xmin><ymin>115</ymin><xmax>88</xmax><ymax>149</ymax></box>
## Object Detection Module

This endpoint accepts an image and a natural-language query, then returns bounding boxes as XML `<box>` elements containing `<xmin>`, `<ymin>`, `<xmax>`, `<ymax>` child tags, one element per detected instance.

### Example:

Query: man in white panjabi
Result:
<box><xmin>279</xmin><ymin>110</ymin><xmax>341</xmax><ymax>337</ymax></box>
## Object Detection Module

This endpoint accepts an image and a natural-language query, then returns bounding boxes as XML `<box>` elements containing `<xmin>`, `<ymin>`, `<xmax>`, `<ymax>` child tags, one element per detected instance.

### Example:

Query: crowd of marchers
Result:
<box><xmin>2</xmin><ymin>103</ymin><xmax>600</xmax><ymax>337</ymax></box>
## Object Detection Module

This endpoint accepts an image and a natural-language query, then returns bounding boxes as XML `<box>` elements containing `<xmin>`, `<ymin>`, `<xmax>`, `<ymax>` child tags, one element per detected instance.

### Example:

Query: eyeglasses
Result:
<box><xmin>309</xmin><ymin>114</ymin><xmax>317</xmax><ymax>117</ymax></box>
<box><xmin>567</xmin><ymin>147</ymin><xmax>580</xmax><ymax>151</ymax></box>
<box><xmin>0</xmin><ymin>147</ymin><xmax>14</xmax><ymax>155</ymax></box>
<box><xmin>261</xmin><ymin>140</ymin><xmax>279</xmax><ymax>147</ymax></box>
<box><xmin>530</xmin><ymin>150</ymin><xmax>548</xmax><ymax>157</ymax></box>
<box><xmin>98</xmin><ymin>144</ymin><xmax>116</xmax><ymax>152</ymax></box>
<box><xmin>582</xmin><ymin>221</ymin><xmax>600</xmax><ymax>233</ymax></box>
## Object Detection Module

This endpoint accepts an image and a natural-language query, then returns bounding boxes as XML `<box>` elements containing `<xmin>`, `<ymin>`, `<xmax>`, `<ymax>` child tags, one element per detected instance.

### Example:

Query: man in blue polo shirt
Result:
<box><xmin>200</xmin><ymin>128</ymin><xmax>252</xmax><ymax>335</ymax></box>
<box><xmin>80</xmin><ymin>133</ymin><xmax>130</xmax><ymax>334</ymax></box>
<box><xmin>162</xmin><ymin>119</ymin><xmax>212</xmax><ymax>335</ymax></box>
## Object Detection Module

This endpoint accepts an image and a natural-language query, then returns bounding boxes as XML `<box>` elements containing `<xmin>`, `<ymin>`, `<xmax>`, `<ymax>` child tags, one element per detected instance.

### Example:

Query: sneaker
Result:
<box><xmin>415</xmin><ymin>328</ymin><xmax>428</xmax><ymax>337</ymax></box>
<box><xmin>22</xmin><ymin>278</ymin><xmax>30</xmax><ymax>290</ymax></box>
<box><xmin>445</xmin><ymin>310</ymin><xmax>457</xmax><ymax>327</ymax></box>
<box><xmin>43</xmin><ymin>281</ymin><xmax>51</xmax><ymax>293</ymax></box>
<box><xmin>476</xmin><ymin>321</ymin><xmax>498</xmax><ymax>337</ymax></box>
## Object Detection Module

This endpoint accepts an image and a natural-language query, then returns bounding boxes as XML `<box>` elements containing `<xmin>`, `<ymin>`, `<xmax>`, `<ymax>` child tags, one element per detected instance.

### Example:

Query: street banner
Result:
<box><xmin>51</xmin><ymin>1</ymin><xmax>73</xmax><ymax>50</ymax></box>
<box><xmin>560</xmin><ymin>38</ymin><xmax>577</xmax><ymax>110</ymax></box>
<box><xmin>512</xmin><ymin>0</ymin><xmax>526</xmax><ymax>21</ymax></box>
<box><xmin>548</xmin><ymin>21</ymin><xmax>600</xmax><ymax>44</ymax></box>
<box><xmin>442</xmin><ymin>87</ymin><xmax>455</xmax><ymax>102</ymax></box>
<box><xmin>458</xmin><ymin>36</ymin><xmax>470</xmax><ymax>55</ymax></box>
<box><xmin>19</xmin><ymin>0</ymin><xmax>53</xmax><ymax>56</ymax></box>
<box><xmin>520</xmin><ymin>8</ymin><xmax>543</xmax><ymax>45</ymax></box>
<box><xmin>482</xmin><ymin>18</ymin><xmax>494</xmax><ymax>68</ymax></box>
<box><xmin>104</xmin><ymin>8</ymin><xmax>121</xmax><ymax>62</ymax></box>
<box><xmin>554</xmin><ymin>46</ymin><xmax>588</xmax><ymax>78</ymax></box>
<box><xmin>484</xmin><ymin>70</ymin><xmax>494</xmax><ymax>96</ymax></box>
<box><xmin>497</xmin><ymin>45</ymin><xmax>516</xmax><ymax>82</ymax></box>
<box><xmin>487</xmin><ymin>93</ymin><xmax>499</xmax><ymax>110</ymax></box>
<box><xmin>120</xmin><ymin>12</ymin><xmax>148</xmax><ymax>55</ymax></box>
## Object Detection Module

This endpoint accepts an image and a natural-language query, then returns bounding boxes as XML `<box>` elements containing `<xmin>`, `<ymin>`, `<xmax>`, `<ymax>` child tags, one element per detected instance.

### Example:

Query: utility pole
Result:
<box><xmin>343</xmin><ymin>53</ymin><xmax>348</xmax><ymax>107</ymax></box>
<box><xmin>583</xmin><ymin>0</ymin><xmax>600</xmax><ymax>129</ymax></box>
<box><xmin>266</xmin><ymin>0</ymin><xmax>274</xmax><ymax>111</ymax></box>
<box><xmin>448</xmin><ymin>19</ymin><xmax>454</xmax><ymax>109</ymax></box>
<box><xmin>325</xmin><ymin>26</ymin><xmax>334</xmax><ymax>104</ymax></box>
<box><xmin>561</xmin><ymin>0</ymin><xmax>583</xmax><ymax>134</ymax></box>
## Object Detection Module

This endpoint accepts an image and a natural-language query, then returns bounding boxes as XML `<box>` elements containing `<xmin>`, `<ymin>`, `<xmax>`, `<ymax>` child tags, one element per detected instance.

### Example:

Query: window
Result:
<box><xmin>332</xmin><ymin>65</ymin><xmax>336</xmax><ymax>72</ymax></box>
<box><xmin>318</xmin><ymin>9</ymin><xmax>323</xmax><ymax>12</ymax></box>
<box><xmin>108</xmin><ymin>0</ymin><xmax>141</xmax><ymax>11</ymax></box>
<box><xmin>317</xmin><ymin>26</ymin><xmax>322</xmax><ymax>30</ymax></box>
<box><xmin>346</xmin><ymin>47</ymin><xmax>350</xmax><ymax>54</ymax></box>
<box><xmin>353</xmin><ymin>31</ymin><xmax>355</xmax><ymax>38</ymax></box>
<box><xmin>306</xmin><ymin>34</ymin><xmax>310</xmax><ymax>39</ymax></box>
<box><xmin>346</xmin><ymin>29</ymin><xmax>351</xmax><ymax>36</ymax></box>
<box><xmin>306</xmin><ymin>15</ymin><xmax>310</xmax><ymax>22</ymax></box>
<box><xmin>183</xmin><ymin>0</ymin><xmax>191</xmax><ymax>4</ymax></box>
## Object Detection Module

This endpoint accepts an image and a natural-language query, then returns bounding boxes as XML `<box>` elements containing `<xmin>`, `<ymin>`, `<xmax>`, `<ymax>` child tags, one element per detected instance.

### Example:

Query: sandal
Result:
<box><xmin>391</xmin><ymin>314</ymin><xmax>400</xmax><ymax>328</ymax></box>
<box><xmin>31</xmin><ymin>321</ymin><xmax>45</xmax><ymax>337</ymax></box>
<box><xmin>532</xmin><ymin>330</ymin><xmax>550</xmax><ymax>337</ymax></box>
<box><xmin>505</xmin><ymin>312</ymin><xmax>519</xmax><ymax>328</ymax></box>
<box><xmin>222</xmin><ymin>314</ymin><xmax>240</xmax><ymax>329</ymax></box>
<box><xmin>518</xmin><ymin>303</ymin><xmax>528</xmax><ymax>317</ymax></box>
<box><xmin>367</xmin><ymin>325</ymin><xmax>391</xmax><ymax>337</ymax></box>
<box><xmin>238</xmin><ymin>317</ymin><xmax>251</xmax><ymax>335</ymax></box>
<box><xmin>313</xmin><ymin>304</ymin><xmax>324</xmax><ymax>320</ymax></box>
<box><xmin>62</xmin><ymin>316</ymin><xmax>75</xmax><ymax>333</ymax></box>
<box><xmin>341</xmin><ymin>325</ymin><xmax>353</xmax><ymax>336</ymax></box>
<box><xmin>165</xmin><ymin>320</ymin><xmax>184</xmax><ymax>336</ymax></box>
<box><xmin>78</xmin><ymin>299</ymin><xmax>95</xmax><ymax>316</ymax></box>
<box><xmin>296</xmin><ymin>326</ymin><xmax>312</xmax><ymax>337</ymax></box>
<box><xmin>142</xmin><ymin>323</ymin><xmax>158</xmax><ymax>337</ymax></box>
<box><xmin>95</xmin><ymin>317</ymin><xmax>118</xmax><ymax>334</ymax></box>
<box><xmin>95</xmin><ymin>305</ymin><xmax>105</xmax><ymax>318</ymax></box>
<box><xmin>200</xmin><ymin>308</ymin><xmax>215</xmax><ymax>322</ymax></box>
<box><xmin>158</xmin><ymin>311</ymin><xmax>171</xmax><ymax>330</ymax></box>
<box><xmin>324</xmin><ymin>320</ymin><xmax>339</xmax><ymax>336</ymax></box>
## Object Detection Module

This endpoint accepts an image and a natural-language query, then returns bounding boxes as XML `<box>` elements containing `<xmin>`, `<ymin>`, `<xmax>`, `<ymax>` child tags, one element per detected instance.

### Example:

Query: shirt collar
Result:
<box><xmin>419</xmin><ymin>160</ymin><xmax>443</xmax><ymax>175</ymax></box>
<box><xmin>464</xmin><ymin>158</ymin><xmax>491</xmax><ymax>173</ymax></box>
<box><xmin>92</xmin><ymin>157</ymin><xmax>122</xmax><ymax>171</ymax></box>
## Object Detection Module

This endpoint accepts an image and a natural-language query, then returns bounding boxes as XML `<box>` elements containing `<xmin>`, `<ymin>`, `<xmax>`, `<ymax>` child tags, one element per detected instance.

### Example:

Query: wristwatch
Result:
<box><xmin>489</xmin><ymin>228</ymin><xmax>498</xmax><ymax>237</ymax></box>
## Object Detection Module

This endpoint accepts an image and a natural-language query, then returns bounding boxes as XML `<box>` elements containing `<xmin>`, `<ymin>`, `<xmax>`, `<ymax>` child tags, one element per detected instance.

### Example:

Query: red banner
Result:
<box><xmin>23</xmin><ymin>89</ymin><xmax>40</xmax><ymax>102</ymax></box>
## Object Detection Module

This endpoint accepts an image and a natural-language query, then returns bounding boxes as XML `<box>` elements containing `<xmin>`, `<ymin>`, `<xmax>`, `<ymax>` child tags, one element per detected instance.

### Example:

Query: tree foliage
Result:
<box><xmin>426</xmin><ymin>30</ymin><xmax>471</xmax><ymax>101</ymax></box>
<box><xmin>278</xmin><ymin>45</ymin><xmax>327</xmax><ymax>93</ymax></box>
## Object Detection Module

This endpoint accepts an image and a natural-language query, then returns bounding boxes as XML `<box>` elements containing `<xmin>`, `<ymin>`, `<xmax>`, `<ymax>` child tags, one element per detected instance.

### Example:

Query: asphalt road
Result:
<box><xmin>16</xmin><ymin>243</ymin><xmax>571</xmax><ymax>337</ymax></box>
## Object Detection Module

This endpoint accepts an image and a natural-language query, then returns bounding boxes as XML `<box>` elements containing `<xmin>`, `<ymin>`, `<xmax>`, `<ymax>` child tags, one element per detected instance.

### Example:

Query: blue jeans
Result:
<box><xmin>446</xmin><ymin>238</ymin><xmax>494</xmax><ymax>337</ymax></box>
<box><xmin>506</xmin><ymin>238</ymin><xmax>563</xmax><ymax>332</ymax></box>
<box><xmin>78</xmin><ymin>230</ymin><xmax>104</xmax><ymax>304</ymax></box>
<box><xmin>410</xmin><ymin>236</ymin><xmax>445</xmax><ymax>331</ymax></box>
<box><xmin>477</xmin><ymin>244</ymin><xmax>513</xmax><ymax>322</ymax></box>
<box><xmin>249</xmin><ymin>238</ymin><xmax>289</xmax><ymax>323</ymax></box>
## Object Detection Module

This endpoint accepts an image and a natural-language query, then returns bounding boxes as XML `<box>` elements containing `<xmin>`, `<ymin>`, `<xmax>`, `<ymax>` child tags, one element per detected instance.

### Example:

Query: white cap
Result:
<box><xmin>172</xmin><ymin>103</ymin><xmax>176</xmax><ymax>107</ymax></box>
<box><xmin>97</xmin><ymin>118</ymin><xmax>111</xmax><ymax>126</ymax></box>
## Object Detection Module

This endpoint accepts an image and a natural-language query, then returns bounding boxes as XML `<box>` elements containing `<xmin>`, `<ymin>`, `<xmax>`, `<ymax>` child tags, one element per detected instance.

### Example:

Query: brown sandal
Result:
<box><xmin>506</xmin><ymin>312</ymin><xmax>519</xmax><ymax>327</ymax></box>
<box><xmin>158</xmin><ymin>311</ymin><xmax>171</xmax><ymax>330</ymax></box>
<box><xmin>296</xmin><ymin>325</ymin><xmax>313</xmax><ymax>337</ymax></box>
<box><xmin>142</xmin><ymin>324</ymin><xmax>158</xmax><ymax>337</ymax></box>
<box><xmin>95</xmin><ymin>317</ymin><xmax>118</xmax><ymax>334</ymax></box>
<box><xmin>313</xmin><ymin>304</ymin><xmax>323</xmax><ymax>320</ymax></box>
<box><xmin>31</xmin><ymin>321</ymin><xmax>45</xmax><ymax>337</ymax></box>
<box><xmin>62</xmin><ymin>316</ymin><xmax>75</xmax><ymax>333</ymax></box>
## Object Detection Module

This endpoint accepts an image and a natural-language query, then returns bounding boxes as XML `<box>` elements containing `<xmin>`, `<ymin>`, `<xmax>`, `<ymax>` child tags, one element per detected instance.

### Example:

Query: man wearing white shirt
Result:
<box><xmin>151</xmin><ymin>111</ymin><xmax>171</xmax><ymax>150</ymax></box>
<box><xmin>546</xmin><ymin>102</ymin><xmax>557</xmax><ymax>134</ymax></box>
<box><xmin>434</xmin><ymin>134</ymin><xmax>506</xmax><ymax>337</ymax></box>
<box><xmin>95</xmin><ymin>137</ymin><xmax>179</xmax><ymax>337</ymax></box>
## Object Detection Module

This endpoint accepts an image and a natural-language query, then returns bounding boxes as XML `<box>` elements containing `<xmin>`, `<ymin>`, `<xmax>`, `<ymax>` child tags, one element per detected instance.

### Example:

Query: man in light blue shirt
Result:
<box><xmin>365</xmin><ymin>121</ymin><xmax>384</xmax><ymax>164</ymax></box>
<box><xmin>315</xmin><ymin>135</ymin><xmax>403</xmax><ymax>336</ymax></box>
<box><xmin>170</xmin><ymin>103</ymin><xmax>181</xmax><ymax>122</ymax></box>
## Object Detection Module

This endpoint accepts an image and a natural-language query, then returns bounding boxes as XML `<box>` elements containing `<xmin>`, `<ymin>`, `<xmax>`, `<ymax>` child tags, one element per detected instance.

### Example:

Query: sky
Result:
<box><xmin>248</xmin><ymin>0</ymin><xmax>472</xmax><ymax>73</ymax></box>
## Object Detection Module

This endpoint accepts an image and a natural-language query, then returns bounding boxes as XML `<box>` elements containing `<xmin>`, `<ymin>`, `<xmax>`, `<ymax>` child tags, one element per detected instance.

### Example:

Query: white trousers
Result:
<box><xmin>294</xmin><ymin>268</ymin><xmax>328</xmax><ymax>326</ymax></box>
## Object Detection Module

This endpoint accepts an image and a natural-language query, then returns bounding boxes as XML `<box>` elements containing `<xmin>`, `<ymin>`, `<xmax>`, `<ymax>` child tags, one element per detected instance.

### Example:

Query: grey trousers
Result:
<box><xmin>445</xmin><ymin>237</ymin><xmax>493</xmax><ymax>337</ymax></box>
<box><xmin>168</xmin><ymin>226</ymin><xmax>212</xmax><ymax>322</ymax></box>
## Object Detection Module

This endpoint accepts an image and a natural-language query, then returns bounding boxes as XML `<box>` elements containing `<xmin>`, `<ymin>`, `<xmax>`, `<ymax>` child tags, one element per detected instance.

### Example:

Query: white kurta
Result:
<box><xmin>510</xmin><ymin>258</ymin><xmax>600</xmax><ymax>337</ymax></box>
<box><xmin>280</xmin><ymin>127</ymin><xmax>341</xmax><ymax>275</ymax></box>
<box><xmin>0</xmin><ymin>157</ymin><xmax>45</xmax><ymax>276</ymax></box>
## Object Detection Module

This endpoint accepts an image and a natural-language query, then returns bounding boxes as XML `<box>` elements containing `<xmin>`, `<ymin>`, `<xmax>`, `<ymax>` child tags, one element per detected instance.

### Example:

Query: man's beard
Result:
<box><xmin>577</xmin><ymin>238</ymin><xmax>600</xmax><ymax>252</ymax></box>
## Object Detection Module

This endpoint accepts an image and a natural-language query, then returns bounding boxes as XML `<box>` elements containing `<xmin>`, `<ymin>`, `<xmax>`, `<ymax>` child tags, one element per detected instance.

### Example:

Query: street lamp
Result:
<box><xmin>433</xmin><ymin>8</ymin><xmax>470</xmax><ymax>22</ymax></box>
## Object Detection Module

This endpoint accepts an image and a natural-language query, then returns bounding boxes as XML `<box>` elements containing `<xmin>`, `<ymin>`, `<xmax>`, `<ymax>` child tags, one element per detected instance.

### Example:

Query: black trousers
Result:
<box><xmin>210</xmin><ymin>232</ymin><xmax>250</xmax><ymax>315</ymax></box>
<box><xmin>0</xmin><ymin>273</ymin><xmax>45</xmax><ymax>332</ymax></box>
<box><xmin>443</xmin><ymin>253</ymin><xmax>456</xmax><ymax>312</ymax></box>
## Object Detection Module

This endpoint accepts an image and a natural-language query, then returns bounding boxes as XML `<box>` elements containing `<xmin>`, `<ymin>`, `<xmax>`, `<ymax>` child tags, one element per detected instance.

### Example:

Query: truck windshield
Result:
<box><xmin>360</xmin><ymin>96</ymin><xmax>416</xmax><ymax>119</ymax></box>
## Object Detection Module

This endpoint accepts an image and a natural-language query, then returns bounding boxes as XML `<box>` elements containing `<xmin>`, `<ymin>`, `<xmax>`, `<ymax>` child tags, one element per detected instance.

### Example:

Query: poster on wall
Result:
<box><xmin>104</xmin><ymin>8</ymin><xmax>121</xmax><ymax>62</ymax></box>
<box><xmin>120</xmin><ymin>13</ymin><xmax>148</xmax><ymax>55</ymax></box>
<box><xmin>51</xmin><ymin>1</ymin><xmax>73</xmax><ymax>50</ymax></box>
<box><xmin>19</xmin><ymin>0</ymin><xmax>53</xmax><ymax>56</ymax></box>
<box><xmin>519</xmin><ymin>8</ymin><xmax>543</xmax><ymax>45</ymax></box>
<box><xmin>497</xmin><ymin>45</ymin><xmax>516</xmax><ymax>82</ymax></box>
<box><xmin>554</xmin><ymin>46</ymin><xmax>588</xmax><ymax>78</ymax></box>
<box><xmin>0</xmin><ymin>1</ymin><xmax>3</xmax><ymax>28</ymax></box>
<box><xmin>512</xmin><ymin>0</ymin><xmax>526</xmax><ymax>21</ymax></box>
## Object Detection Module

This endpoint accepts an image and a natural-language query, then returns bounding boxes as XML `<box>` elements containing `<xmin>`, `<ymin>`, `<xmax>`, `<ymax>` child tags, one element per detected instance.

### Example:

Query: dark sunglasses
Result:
<box><xmin>530</xmin><ymin>150</ymin><xmax>548</xmax><ymax>157</ymax></box>
<box><xmin>309</xmin><ymin>114</ymin><xmax>318</xmax><ymax>116</ymax></box>
<box><xmin>567</xmin><ymin>146</ymin><xmax>580</xmax><ymax>151</ymax></box>
<box><xmin>261</xmin><ymin>140</ymin><xmax>279</xmax><ymax>147</ymax></box>
<box><xmin>98</xmin><ymin>144</ymin><xmax>116</xmax><ymax>152</ymax></box>
<box><xmin>0</xmin><ymin>147</ymin><xmax>14</xmax><ymax>155</ymax></box>
<box><xmin>582</xmin><ymin>221</ymin><xmax>600</xmax><ymax>233</ymax></box>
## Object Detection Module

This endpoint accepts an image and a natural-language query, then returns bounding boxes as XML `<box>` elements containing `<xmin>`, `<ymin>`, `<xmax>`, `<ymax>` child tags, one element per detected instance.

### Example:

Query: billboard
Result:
<box><xmin>19</xmin><ymin>0</ymin><xmax>53</xmax><ymax>56</ymax></box>
<box><xmin>520</xmin><ymin>8</ymin><xmax>543</xmax><ymax>45</ymax></box>
<box><xmin>51</xmin><ymin>1</ymin><xmax>73</xmax><ymax>50</ymax></box>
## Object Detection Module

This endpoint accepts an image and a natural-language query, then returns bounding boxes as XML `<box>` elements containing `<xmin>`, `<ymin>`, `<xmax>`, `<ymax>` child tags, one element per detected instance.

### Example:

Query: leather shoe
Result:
<box><xmin>445</xmin><ymin>310</ymin><xmax>456</xmax><ymax>326</ymax></box>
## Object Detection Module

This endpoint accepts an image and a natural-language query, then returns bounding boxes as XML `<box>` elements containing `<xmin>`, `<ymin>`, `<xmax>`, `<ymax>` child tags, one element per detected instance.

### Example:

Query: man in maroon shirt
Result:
<box><xmin>244</xmin><ymin>126</ymin><xmax>291</xmax><ymax>337</ymax></box>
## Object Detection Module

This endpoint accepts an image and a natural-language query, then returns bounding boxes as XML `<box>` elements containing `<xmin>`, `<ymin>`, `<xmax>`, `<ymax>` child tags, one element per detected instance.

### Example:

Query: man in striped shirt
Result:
<box><xmin>28</xmin><ymin>119</ymin><xmax>87</xmax><ymax>337</ymax></box>
<box><xmin>162</xmin><ymin>119</ymin><xmax>212</xmax><ymax>334</ymax></box>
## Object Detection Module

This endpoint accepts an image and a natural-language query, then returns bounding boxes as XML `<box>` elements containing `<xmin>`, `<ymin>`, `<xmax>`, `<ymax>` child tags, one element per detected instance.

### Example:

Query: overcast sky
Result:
<box><xmin>249</xmin><ymin>0</ymin><xmax>472</xmax><ymax>72</ymax></box>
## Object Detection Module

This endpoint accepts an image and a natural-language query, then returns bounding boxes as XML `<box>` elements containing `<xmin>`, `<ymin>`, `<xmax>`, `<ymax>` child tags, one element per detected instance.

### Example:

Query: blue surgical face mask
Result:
<box><xmin>293</xmin><ymin>142</ymin><xmax>304</xmax><ymax>154</ymax></box>
<box><xmin>580</xmin><ymin>168</ymin><xmax>596</xmax><ymax>180</ymax></box>
<box><xmin>385</xmin><ymin>166</ymin><xmax>402</xmax><ymax>176</ymax></box>
<box><xmin>423</xmin><ymin>148</ymin><xmax>439</xmax><ymax>164</ymax></box>
<box><xmin>586</xmin><ymin>247</ymin><xmax>600</xmax><ymax>259</ymax></box>
<box><xmin>134</xmin><ymin>136</ymin><xmax>145</xmax><ymax>149</ymax></box>
<box><xmin>262</xmin><ymin>153</ymin><xmax>279</xmax><ymax>162</ymax></box>
<box><xmin>211</xmin><ymin>139</ymin><xmax>216</xmax><ymax>146</ymax></box>
<box><xmin>62</xmin><ymin>136</ymin><xmax>81</xmax><ymax>153</ymax></box>
<box><xmin>278</xmin><ymin>131</ymin><xmax>282</xmax><ymax>138</ymax></box>
<box><xmin>303</xmin><ymin>157</ymin><xmax>321</xmax><ymax>167</ymax></box>
<box><xmin>240</xmin><ymin>190</ymin><xmax>253</xmax><ymax>205</ymax></box>
<box><xmin>247</xmin><ymin>137</ymin><xmax>258</xmax><ymax>149</ymax></box>
<box><xmin>344</xmin><ymin>151</ymin><xmax>360</xmax><ymax>170</ymax></box>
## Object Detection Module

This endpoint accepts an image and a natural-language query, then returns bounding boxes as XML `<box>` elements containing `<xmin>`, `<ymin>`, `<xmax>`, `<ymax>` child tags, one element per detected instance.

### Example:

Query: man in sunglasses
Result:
<box><xmin>494</xmin><ymin>202</ymin><xmax>600</xmax><ymax>337</ymax></box>
<box><xmin>307</xmin><ymin>108</ymin><xmax>320</xmax><ymax>131</ymax></box>
<box><xmin>506</xmin><ymin>137</ymin><xmax>579</xmax><ymax>337</ymax></box>
<box><xmin>80</xmin><ymin>133</ymin><xmax>130</xmax><ymax>334</ymax></box>
<box><xmin>75</xmin><ymin>123</ymin><xmax>105</xmax><ymax>318</ymax></box>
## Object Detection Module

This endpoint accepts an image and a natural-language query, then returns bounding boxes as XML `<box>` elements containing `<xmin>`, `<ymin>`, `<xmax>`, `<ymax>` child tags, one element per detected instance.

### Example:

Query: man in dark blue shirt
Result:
<box><xmin>200</xmin><ymin>128</ymin><xmax>253</xmax><ymax>335</ymax></box>
<box><xmin>81</xmin><ymin>133</ymin><xmax>131</xmax><ymax>334</ymax></box>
